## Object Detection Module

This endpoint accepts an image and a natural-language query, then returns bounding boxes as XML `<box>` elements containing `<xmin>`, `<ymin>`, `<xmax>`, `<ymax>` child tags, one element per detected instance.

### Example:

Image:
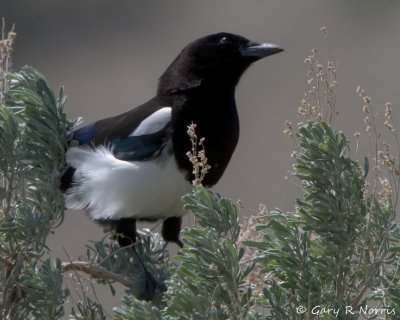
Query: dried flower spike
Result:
<box><xmin>186</xmin><ymin>122</ymin><xmax>211</xmax><ymax>186</ymax></box>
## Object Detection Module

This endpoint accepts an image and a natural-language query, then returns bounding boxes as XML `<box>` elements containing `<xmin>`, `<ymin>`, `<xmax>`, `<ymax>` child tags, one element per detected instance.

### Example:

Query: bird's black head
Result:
<box><xmin>158</xmin><ymin>32</ymin><xmax>283</xmax><ymax>94</ymax></box>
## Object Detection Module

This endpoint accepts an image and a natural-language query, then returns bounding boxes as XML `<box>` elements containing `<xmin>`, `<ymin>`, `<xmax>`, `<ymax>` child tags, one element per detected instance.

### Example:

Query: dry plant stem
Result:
<box><xmin>285</xmin><ymin>27</ymin><xmax>338</xmax><ymax>187</ymax></box>
<box><xmin>356</xmin><ymin>87</ymin><xmax>400</xmax><ymax>313</ymax></box>
<box><xmin>320</xmin><ymin>26</ymin><xmax>337</xmax><ymax>125</ymax></box>
<box><xmin>62</xmin><ymin>249</ymin><xmax>111</xmax><ymax>319</ymax></box>
<box><xmin>335</xmin><ymin>253</ymin><xmax>346</xmax><ymax>301</ymax></box>
<box><xmin>61</xmin><ymin>261</ymin><xmax>135</xmax><ymax>288</ymax></box>
<box><xmin>298</xmin><ymin>27</ymin><xmax>337</xmax><ymax>126</ymax></box>
<box><xmin>0</xmin><ymin>255</ymin><xmax>22</xmax><ymax>319</ymax></box>
<box><xmin>186</xmin><ymin>122</ymin><xmax>211</xmax><ymax>186</ymax></box>
<box><xmin>0</xmin><ymin>19</ymin><xmax>16</xmax><ymax>107</ymax></box>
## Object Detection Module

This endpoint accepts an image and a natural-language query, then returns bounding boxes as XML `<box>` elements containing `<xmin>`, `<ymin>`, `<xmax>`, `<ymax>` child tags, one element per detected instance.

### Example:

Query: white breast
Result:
<box><xmin>65</xmin><ymin>143</ymin><xmax>191</xmax><ymax>220</ymax></box>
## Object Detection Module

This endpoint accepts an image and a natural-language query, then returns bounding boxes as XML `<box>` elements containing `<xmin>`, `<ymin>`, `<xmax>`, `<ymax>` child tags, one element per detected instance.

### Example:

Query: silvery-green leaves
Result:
<box><xmin>247</xmin><ymin>122</ymin><xmax>400</xmax><ymax>320</ymax></box>
<box><xmin>0</xmin><ymin>66</ymin><xmax>71</xmax><ymax>318</ymax></box>
<box><xmin>116</xmin><ymin>186</ymin><xmax>253</xmax><ymax>320</ymax></box>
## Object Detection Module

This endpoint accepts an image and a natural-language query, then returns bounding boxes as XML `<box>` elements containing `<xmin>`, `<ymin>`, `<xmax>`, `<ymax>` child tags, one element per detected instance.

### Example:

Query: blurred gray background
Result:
<box><xmin>2</xmin><ymin>0</ymin><xmax>400</xmax><ymax>316</ymax></box>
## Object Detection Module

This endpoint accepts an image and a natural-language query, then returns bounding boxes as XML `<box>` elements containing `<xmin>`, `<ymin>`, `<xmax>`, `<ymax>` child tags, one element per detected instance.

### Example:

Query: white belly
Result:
<box><xmin>64</xmin><ymin>144</ymin><xmax>192</xmax><ymax>220</ymax></box>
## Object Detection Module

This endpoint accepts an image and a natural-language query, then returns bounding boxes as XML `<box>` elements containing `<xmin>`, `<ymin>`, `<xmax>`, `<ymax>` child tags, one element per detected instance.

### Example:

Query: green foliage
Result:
<box><xmin>115</xmin><ymin>186</ymin><xmax>254</xmax><ymax>320</ymax></box>
<box><xmin>114</xmin><ymin>298</ymin><xmax>162</xmax><ymax>320</ymax></box>
<box><xmin>84</xmin><ymin>230</ymin><xmax>170</xmax><ymax>301</ymax></box>
<box><xmin>247</xmin><ymin>121</ymin><xmax>400</xmax><ymax>319</ymax></box>
<box><xmin>19</xmin><ymin>259</ymin><xmax>66</xmax><ymax>319</ymax></box>
<box><xmin>70</xmin><ymin>297</ymin><xmax>108</xmax><ymax>320</ymax></box>
<box><xmin>0</xmin><ymin>66</ymin><xmax>72</xmax><ymax>319</ymax></box>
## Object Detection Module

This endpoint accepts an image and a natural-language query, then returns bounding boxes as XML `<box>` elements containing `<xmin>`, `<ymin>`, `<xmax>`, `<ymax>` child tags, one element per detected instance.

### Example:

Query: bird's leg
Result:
<box><xmin>162</xmin><ymin>216</ymin><xmax>183</xmax><ymax>248</ymax></box>
<box><xmin>115</xmin><ymin>218</ymin><xmax>160</xmax><ymax>300</ymax></box>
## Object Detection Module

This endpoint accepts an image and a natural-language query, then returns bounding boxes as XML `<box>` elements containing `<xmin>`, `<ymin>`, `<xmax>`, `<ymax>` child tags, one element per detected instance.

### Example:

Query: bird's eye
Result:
<box><xmin>219</xmin><ymin>36</ymin><xmax>231</xmax><ymax>46</ymax></box>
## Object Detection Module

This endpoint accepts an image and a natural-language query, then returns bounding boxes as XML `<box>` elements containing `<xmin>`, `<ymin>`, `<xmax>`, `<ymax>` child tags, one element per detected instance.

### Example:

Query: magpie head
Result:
<box><xmin>158</xmin><ymin>32</ymin><xmax>283</xmax><ymax>94</ymax></box>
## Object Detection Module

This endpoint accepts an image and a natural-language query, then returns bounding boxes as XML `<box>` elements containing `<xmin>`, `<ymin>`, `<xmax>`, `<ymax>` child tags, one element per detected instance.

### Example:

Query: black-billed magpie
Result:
<box><xmin>61</xmin><ymin>32</ymin><xmax>283</xmax><ymax>299</ymax></box>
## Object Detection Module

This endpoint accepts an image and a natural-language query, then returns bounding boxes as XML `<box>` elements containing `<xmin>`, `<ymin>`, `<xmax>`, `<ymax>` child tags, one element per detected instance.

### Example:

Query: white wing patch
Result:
<box><xmin>64</xmin><ymin>142</ymin><xmax>191</xmax><ymax>220</ymax></box>
<box><xmin>130</xmin><ymin>107</ymin><xmax>171</xmax><ymax>136</ymax></box>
